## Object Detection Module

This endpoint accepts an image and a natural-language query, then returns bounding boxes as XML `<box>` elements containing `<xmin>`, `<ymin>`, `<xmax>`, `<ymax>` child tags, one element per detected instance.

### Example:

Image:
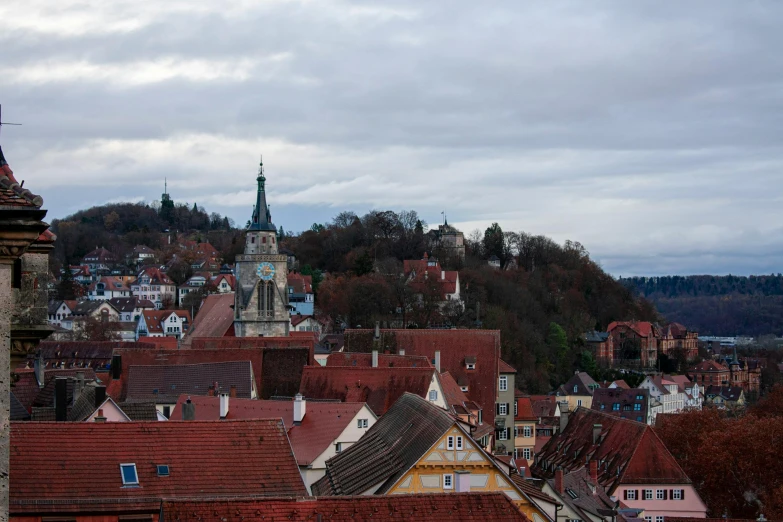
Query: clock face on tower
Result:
<box><xmin>256</xmin><ymin>262</ymin><xmax>275</xmax><ymax>281</ymax></box>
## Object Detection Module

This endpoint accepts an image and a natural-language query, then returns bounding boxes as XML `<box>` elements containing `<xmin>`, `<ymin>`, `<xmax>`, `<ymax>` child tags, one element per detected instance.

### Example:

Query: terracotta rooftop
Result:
<box><xmin>299</xmin><ymin>366</ymin><xmax>438</xmax><ymax>416</ymax></box>
<box><xmin>160</xmin><ymin>493</ymin><xmax>531</xmax><ymax>522</ymax></box>
<box><xmin>181</xmin><ymin>293</ymin><xmax>235</xmax><ymax>342</ymax></box>
<box><xmin>690</xmin><ymin>359</ymin><xmax>729</xmax><ymax>372</ymax></box>
<box><xmin>108</xmin><ymin>346</ymin><xmax>308</xmax><ymax>402</ymax></box>
<box><xmin>287</xmin><ymin>272</ymin><xmax>313</xmax><ymax>294</ymax></box>
<box><xmin>172</xmin><ymin>395</ymin><xmax>371</xmax><ymax>466</ymax></box>
<box><xmin>607</xmin><ymin>321</ymin><xmax>658</xmax><ymax>338</ymax></box>
<box><xmin>325</xmin><ymin>351</ymin><xmax>432</xmax><ymax>368</ymax></box>
<box><xmin>10</xmin><ymin>419</ymin><xmax>307</xmax><ymax>514</ymax></box>
<box><xmin>125</xmin><ymin>361</ymin><xmax>254</xmax><ymax>403</ymax></box>
<box><xmin>499</xmin><ymin>359</ymin><xmax>517</xmax><ymax>373</ymax></box>
<box><xmin>344</xmin><ymin>329</ymin><xmax>501</xmax><ymax>426</ymax></box>
<box><xmin>515</xmin><ymin>395</ymin><xmax>537</xmax><ymax>421</ymax></box>
<box><xmin>531</xmin><ymin>408</ymin><xmax>691</xmax><ymax>494</ymax></box>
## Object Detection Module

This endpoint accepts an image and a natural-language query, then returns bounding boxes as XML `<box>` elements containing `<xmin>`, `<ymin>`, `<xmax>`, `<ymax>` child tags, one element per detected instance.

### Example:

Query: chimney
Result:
<box><xmin>372</xmin><ymin>350</ymin><xmax>379</xmax><ymax>368</ymax></box>
<box><xmin>293</xmin><ymin>393</ymin><xmax>306</xmax><ymax>424</ymax></box>
<box><xmin>219</xmin><ymin>392</ymin><xmax>229</xmax><ymax>419</ymax></box>
<box><xmin>434</xmin><ymin>351</ymin><xmax>441</xmax><ymax>373</ymax></box>
<box><xmin>399</xmin><ymin>348</ymin><xmax>405</xmax><ymax>356</ymax></box>
<box><xmin>589</xmin><ymin>460</ymin><xmax>598</xmax><ymax>484</ymax></box>
<box><xmin>374</xmin><ymin>321</ymin><xmax>380</xmax><ymax>340</ymax></box>
<box><xmin>519</xmin><ymin>467</ymin><xmax>526</xmax><ymax>478</ymax></box>
<box><xmin>111</xmin><ymin>354</ymin><xmax>122</xmax><ymax>380</ymax></box>
<box><xmin>182</xmin><ymin>397</ymin><xmax>196</xmax><ymax>420</ymax></box>
<box><xmin>34</xmin><ymin>351</ymin><xmax>45</xmax><ymax>388</ymax></box>
<box><xmin>555</xmin><ymin>467</ymin><xmax>564</xmax><ymax>495</ymax></box>
<box><xmin>229</xmin><ymin>385</ymin><xmax>237</xmax><ymax>398</ymax></box>
<box><xmin>592</xmin><ymin>424</ymin><xmax>602</xmax><ymax>445</ymax></box>
<box><xmin>441</xmin><ymin>270</ymin><xmax>445</xmax><ymax>280</ymax></box>
<box><xmin>94</xmin><ymin>386</ymin><xmax>107</xmax><ymax>408</ymax></box>
<box><xmin>559</xmin><ymin>410</ymin><xmax>570</xmax><ymax>434</ymax></box>
<box><xmin>455</xmin><ymin>470</ymin><xmax>471</xmax><ymax>492</ymax></box>
<box><xmin>94</xmin><ymin>408</ymin><xmax>107</xmax><ymax>423</ymax></box>
<box><xmin>208</xmin><ymin>385</ymin><xmax>215</xmax><ymax>397</ymax></box>
<box><xmin>54</xmin><ymin>378</ymin><xmax>68</xmax><ymax>422</ymax></box>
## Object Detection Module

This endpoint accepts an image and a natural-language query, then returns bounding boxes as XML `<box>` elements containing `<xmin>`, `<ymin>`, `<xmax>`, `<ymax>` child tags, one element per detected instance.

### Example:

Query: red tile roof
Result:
<box><xmin>325</xmin><ymin>352</ymin><xmax>432</xmax><ymax>368</ymax></box>
<box><xmin>141</xmin><ymin>310</ymin><xmax>190</xmax><ymax>334</ymax></box>
<box><xmin>299</xmin><ymin>366</ymin><xmax>438</xmax><ymax>416</ymax></box>
<box><xmin>530</xmin><ymin>395</ymin><xmax>559</xmax><ymax>418</ymax></box>
<box><xmin>160</xmin><ymin>493</ymin><xmax>531</xmax><ymax>522</ymax></box>
<box><xmin>532</xmin><ymin>408</ymin><xmax>691</xmax><ymax>494</ymax></box>
<box><xmin>88</xmin><ymin>276</ymin><xmax>130</xmax><ymax>293</ymax></box>
<box><xmin>499</xmin><ymin>359</ymin><xmax>517</xmax><ymax>373</ymax></box>
<box><xmin>108</xmin><ymin>346</ymin><xmax>309</xmax><ymax>402</ymax></box>
<box><xmin>12</xmin><ymin>367</ymin><xmax>99</xmax><ymax>411</ymax></box>
<box><xmin>287</xmin><ymin>272</ymin><xmax>313</xmax><ymax>293</ymax></box>
<box><xmin>126</xmin><ymin>361</ymin><xmax>254</xmax><ymax>402</ymax></box>
<box><xmin>181</xmin><ymin>293</ymin><xmax>235</xmax><ymax>342</ymax></box>
<box><xmin>344</xmin><ymin>329</ymin><xmax>501</xmax><ymax>425</ymax></box>
<box><xmin>515</xmin><ymin>396</ymin><xmax>537</xmax><ymax>421</ymax></box>
<box><xmin>212</xmin><ymin>273</ymin><xmax>235</xmax><ymax>290</ymax></box>
<box><xmin>137</xmin><ymin>335</ymin><xmax>178</xmax><ymax>349</ymax></box>
<box><xmin>403</xmin><ymin>257</ymin><xmax>460</xmax><ymax>296</ymax></box>
<box><xmin>607</xmin><ymin>321</ymin><xmax>657</xmax><ymax>338</ymax></box>
<box><xmin>172</xmin><ymin>395</ymin><xmax>369</xmax><ymax>466</ymax></box>
<box><xmin>690</xmin><ymin>359</ymin><xmax>729</xmax><ymax>372</ymax></box>
<box><xmin>10</xmin><ymin>419</ymin><xmax>307</xmax><ymax>514</ymax></box>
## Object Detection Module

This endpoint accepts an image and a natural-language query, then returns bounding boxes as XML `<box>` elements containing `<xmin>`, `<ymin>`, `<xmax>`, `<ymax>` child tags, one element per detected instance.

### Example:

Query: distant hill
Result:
<box><xmin>622</xmin><ymin>275</ymin><xmax>783</xmax><ymax>336</ymax></box>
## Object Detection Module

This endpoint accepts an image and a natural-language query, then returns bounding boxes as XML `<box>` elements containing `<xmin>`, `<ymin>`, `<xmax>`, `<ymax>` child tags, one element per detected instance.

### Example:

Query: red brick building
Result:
<box><xmin>689</xmin><ymin>355</ymin><xmax>762</xmax><ymax>395</ymax></box>
<box><xmin>607</xmin><ymin>321</ymin><xmax>660</xmax><ymax>367</ymax></box>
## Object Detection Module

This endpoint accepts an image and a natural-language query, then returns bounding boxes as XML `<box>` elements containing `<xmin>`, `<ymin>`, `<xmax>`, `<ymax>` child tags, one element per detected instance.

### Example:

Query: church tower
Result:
<box><xmin>233</xmin><ymin>158</ymin><xmax>289</xmax><ymax>337</ymax></box>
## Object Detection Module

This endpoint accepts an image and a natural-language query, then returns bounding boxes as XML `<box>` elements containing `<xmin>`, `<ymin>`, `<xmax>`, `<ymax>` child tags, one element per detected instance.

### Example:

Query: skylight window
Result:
<box><xmin>120</xmin><ymin>463</ymin><xmax>139</xmax><ymax>486</ymax></box>
<box><xmin>157</xmin><ymin>465</ymin><xmax>170</xmax><ymax>477</ymax></box>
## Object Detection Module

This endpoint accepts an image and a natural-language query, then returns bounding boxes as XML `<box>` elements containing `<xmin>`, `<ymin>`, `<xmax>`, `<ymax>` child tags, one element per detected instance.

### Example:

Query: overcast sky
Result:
<box><xmin>2</xmin><ymin>1</ymin><xmax>781</xmax><ymax>276</ymax></box>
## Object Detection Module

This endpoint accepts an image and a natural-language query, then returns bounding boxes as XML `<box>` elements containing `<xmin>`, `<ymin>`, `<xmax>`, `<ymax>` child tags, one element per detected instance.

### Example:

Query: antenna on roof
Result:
<box><xmin>0</xmin><ymin>105</ymin><xmax>22</xmax><ymax>137</ymax></box>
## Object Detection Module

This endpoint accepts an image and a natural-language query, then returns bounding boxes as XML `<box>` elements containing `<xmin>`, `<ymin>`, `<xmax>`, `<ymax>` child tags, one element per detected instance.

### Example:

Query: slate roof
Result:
<box><xmin>298</xmin><ymin>366</ymin><xmax>437</xmax><ymax>416</ymax></box>
<box><xmin>591</xmin><ymin>388</ymin><xmax>649</xmax><ymax>422</ymax></box>
<box><xmin>325</xmin><ymin>352</ymin><xmax>432</xmax><ymax>368</ymax></box>
<box><xmin>71</xmin><ymin>300</ymin><xmax>118</xmax><ymax>317</ymax></box>
<box><xmin>556</xmin><ymin>372</ymin><xmax>600</xmax><ymax>397</ymax></box>
<box><xmin>172</xmin><ymin>395</ymin><xmax>370</xmax><ymax>466</ymax></box>
<box><xmin>584</xmin><ymin>331</ymin><xmax>609</xmax><ymax>343</ymax></box>
<box><xmin>31</xmin><ymin>341</ymin><xmax>152</xmax><ymax>372</ymax></box>
<box><xmin>705</xmin><ymin>385</ymin><xmax>744</xmax><ymax>402</ymax></box>
<box><xmin>508</xmin><ymin>475</ymin><xmax>561</xmax><ymax>507</ymax></box>
<box><xmin>117</xmin><ymin>401</ymin><xmax>160</xmax><ymax>420</ymax></box>
<box><xmin>544</xmin><ymin>467</ymin><xmax>615</xmax><ymax>519</ymax></box>
<box><xmin>108</xmin><ymin>297</ymin><xmax>153</xmax><ymax>313</ymax></box>
<box><xmin>531</xmin><ymin>408</ymin><xmax>691</xmax><ymax>494</ymax></box>
<box><xmin>311</xmin><ymin>393</ymin><xmax>456</xmax><ymax>496</ymax></box>
<box><xmin>125</xmin><ymin>361</ymin><xmax>254</xmax><ymax>402</ymax></box>
<box><xmin>344</xmin><ymin>329</ymin><xmax>501</xmax><ymax>426</ymax></box>
<box><xmin>182</xmin><ymin>293</ymin><xmax>235</xmax><ymax>342</ymax></box>
<box><xmin>161</xmin><ymin>493</ymin><xmax>531</xmax><ymax>522</ymax></box>
<box><xmin>10</xmin><ymin>420</ymin><xmax>307</xmax><ymax>514</ymax></box>
<box><xmin>0</xmin><ymin>146</ymin><xmax>44</xmax><ymax>207</ymax></box>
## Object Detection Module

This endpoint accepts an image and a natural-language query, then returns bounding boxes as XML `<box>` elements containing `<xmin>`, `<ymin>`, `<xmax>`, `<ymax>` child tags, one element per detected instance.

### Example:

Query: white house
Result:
<box><xmin>130</xmin><ymin>268</ymin><xmax>176</xmax><ymax>309</ymax></box>
<box><xmin>88</xmin><ymin>277</ymin><xmax>131</xmax><ymax>301</ymax></box>
<box><xmin>47</xmin><ymin>300</ymin><xmax>77</xmax><ymax>328</ymax></box>
<box><xmin>639</xmin><ymin>375</ymin><xmax>687</xmax><ymax>416</ymax></box>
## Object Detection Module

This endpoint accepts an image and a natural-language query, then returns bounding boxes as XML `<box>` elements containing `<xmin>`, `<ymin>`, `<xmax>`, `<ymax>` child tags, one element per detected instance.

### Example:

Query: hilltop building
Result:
<box><xmin>427</xmin><ymin>216</ymin><xmax>465</xmax><ymax>260</ymax></box>
<box><xmin>233</xmin><ymin>159</ymin><xmax>290</xmax><ymax>337</ymax></box>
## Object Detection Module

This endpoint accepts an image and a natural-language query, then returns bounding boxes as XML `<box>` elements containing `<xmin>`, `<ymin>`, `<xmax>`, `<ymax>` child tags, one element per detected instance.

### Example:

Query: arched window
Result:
<box><xmin>257</xmin><ymin>284</ymin><xmax>264</xmax><ymax>314</ymax></box>
<box><xmin>266</xmin><ymin>282</ymin><xmax>275</xmax><ymax>316</ymax></box>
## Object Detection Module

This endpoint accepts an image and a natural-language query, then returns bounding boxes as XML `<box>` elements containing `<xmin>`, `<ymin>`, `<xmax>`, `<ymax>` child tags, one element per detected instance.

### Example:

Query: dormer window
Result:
<box><xmin>573</xmin><ymin>385</ymin><xmax>578</xmax><ymax>393</ymax></box>
<box><xmin>120</xmin><ymin>463</ymin><xmax>139</xmax><ymax>486</ymax></box>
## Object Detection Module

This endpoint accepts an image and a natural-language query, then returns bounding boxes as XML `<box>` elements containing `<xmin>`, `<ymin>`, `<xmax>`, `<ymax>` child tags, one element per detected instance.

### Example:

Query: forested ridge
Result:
<box><xmin>49</xmin><ymin>203</ymin><xmax>659</xmax><ymax>393</ymax></box>
<box><xmin>623</xmin><ymin>275</ymin><xmax>783</xmax><ymax>336</ymax></box>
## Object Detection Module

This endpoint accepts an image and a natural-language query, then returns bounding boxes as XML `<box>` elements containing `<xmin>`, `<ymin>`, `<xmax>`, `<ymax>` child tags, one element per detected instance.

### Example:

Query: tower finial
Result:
<box><xmin>165</xmin><ymin>177</ymin><xmax>167</xmax><ymax>194</ymax></box>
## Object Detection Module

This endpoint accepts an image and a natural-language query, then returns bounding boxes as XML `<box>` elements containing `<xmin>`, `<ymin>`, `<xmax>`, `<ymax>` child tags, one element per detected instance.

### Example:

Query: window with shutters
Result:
<box><xmin>655</xmin><ymin>518</ymin><xmax>664</xmax><ymax>522</ymax></box>
<box><xmin>514</xmin><ymin>401</ymin><xmax>518</xmax><ymax>416</ymax></box>
<box><xmin>497</xmin><ymin>429</ymin><xmax>508</xmax><ymax>441</ymax></box>
<box><xmin>672</xmin><ymin>489</ymin><xmax>683</xmax><ymax>500</ymax></box>
<box><xmin>644</xmin><ymin>489</ymin><xmax>653</xmax><ymax>500</ymax></box>
<box><xmin>656</xmin><ymin>489</ymin><xmax>665</xmax><ymax>500</ymax></box>
<box><xmin>498</xmin><ymin>403</ymin><xmax>508</xmax><ymax>416</ymax></box>
<box><xmin>626</xmin><ymin>489</ymin><xmax>637</xmax><ymax>500</ymax></box>
<box><xmin>514</xmin><ymin>427</ymin><xmax>519</xmax><ymax>438</ymax></box>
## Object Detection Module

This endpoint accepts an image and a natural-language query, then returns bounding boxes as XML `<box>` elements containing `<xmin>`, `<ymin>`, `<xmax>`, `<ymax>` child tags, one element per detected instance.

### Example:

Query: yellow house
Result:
<box><xmin>554</xmin><ymin>371</ymin><xmax>600</xmax><ymax>411</ymax></box>
<box><xmin>312</xmin><ymin>393</ymin><xmax>557</xmax><ymax>522</ymax></box>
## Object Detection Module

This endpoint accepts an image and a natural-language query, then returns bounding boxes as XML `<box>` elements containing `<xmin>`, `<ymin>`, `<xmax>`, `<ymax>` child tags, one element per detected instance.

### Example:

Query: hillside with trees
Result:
<box><xmin>622</xmin><ymin>275</ymin><xmax>783</xmax><ymax>336</ymax></box>
<box><xmin>286</xmin><ymin>210</ymin><xmax>659</xmax><ymax>393</ymax></box>
<box><xmin>49</xmin><ymin>202</ymin><xmax>658</xmax><ymax>393</ymax></box>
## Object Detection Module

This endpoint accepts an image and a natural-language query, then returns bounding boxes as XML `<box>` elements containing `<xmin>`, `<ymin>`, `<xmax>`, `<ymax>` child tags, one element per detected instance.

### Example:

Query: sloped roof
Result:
<box><xmin>607</xmin><ymin>321</ymin><xmax>657</xmax><ymax>338</ymax></box>
<box><xmin>82</xmin><ymin>247</ymin><xmax>116</xmax><ymax>262</ymax></box>
<box><xmin>585</xmin><ymin>331</ymin><xmax>609</xmax><ymax>343</ymax></box>
<box><xmin>515</xmin><ymin>395</ymin><xmax>537</xmax><ymax>421</ymax></box>
<box><xmin>344</xmin><ymin>329</ymin><xmax>501</xmax><ymax>426</ymax></box>
<box><xmin>499</xmin><ymin>359</ymin><xmax>517</xmax><ymax>374</ymax></box>
<box><xmin>705</xmin><ymin>385</ymin><xmax>744</xmax><ymax>401</ymax></box>
<box><xmin>71</xmin><ymin>300</ymin><xmax>118</xmax><ymax>317</ymax></box>
<box><xmin>160</xmin><ymin>493</ymin><xmax>530</xmax><ymax>522</ymax></box>
<box><xmin>117</xmin><ymin>401</ymin><xmax>160</xmax><ymax>421</ymax></box>
<box><xmin>690</xmin><ymin>359</ymin><xmax>729</xmax><ymax>373</ymax></box>
<box><xmin>10</xmin><ymin>392</ymin><xmax>30</xmax><ymax>420</ymax></box>
<box><xmin>531</xmin><ymin>408</ymin><xmax>691</xmax><ymax>493</ymax></box>
<box><xmin>172</xmin><ymin>395</ymin><xmax>369</xmax><ymax>466</ymax></box>
<box><xmin>544</xmin><ymin>467</ymin><xmax>614</xmax><ymax>519</ymax></box>
<box><xmin>31</xmin><ymin>341</ymin><xmax>152</xmax><ymax>373</ymax></box>
<box><xmin>136</xmin><ymin>267</ymin><xmax>173</xmax><ymax>285</ymax></box>
<box><xmin>0</xmin><ymin>146</ymin><xmax>43</xmax><ymax>207</ymax></box>
<box><xmin>182</xmin><ymin>293</ymin><xmax>235</xmax><ymax>342</ymax></box>
<box><xmin>12</xmin><ymin>368</ymin><xmax>99</xmax><ymax>411</ymax></box>
<box><xmin>108</xmin><ymin>346</ymin><xmax>307</xmax><ymax>402</ymax></box>
<box><xmin>530</xmin><ymin>395</ymin><xmax>559</xmax><ymax>418</ymax></box>
<box><xmin>141</xmin><ymin>310</ymin><xmax>189</xmax><ymax>334</ymax></box>
<box><xmin>311</xmin><ymin>393</ymin><xmax>455</xmax><ymax>496</ymax></box>
<box><xmin>557</xmin><ymin>372</ymin><xmax>599</xmax><ymax>397</ymax></box>
<box><xmin>439</xmin><ymin>371</ymin><xmax>471</xmax><ymax>413</ymax></box>
<box><xmin>108</xmin><ymin>297</ymin><xmax>138</xmax><ymax>313</ymax></box>
<box><xmin>299</xmin><ymin>366</ymin><xmax>437</xmax><ymax>416</ymax></box>
<box><xmin>10</xmin><ymin>420</ymin><xmax>307</xmax><ymax>513</ymax></box>
<box><xmin>325</xmin><ymin>352</ymin><xmax>432</xmax><ymax>368</ymax></box>
<box><xmin>125</xmin><ymin>361</ymin><xmax>253</xmax><ymax>403</ymax></box>
<box><xmin>591</xmin><ymin>388</ymin><xmax>649</xmax><ymax>421</ymax></box>
<box><xmin>287</xmin><ymin>272</ymin><xmax>313</xmax><ymax>293</ymax></box>
<box><xmin>88</xmin><ymin>276</ymin><xmax>130</xmax><ymax>293</ymax></box>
